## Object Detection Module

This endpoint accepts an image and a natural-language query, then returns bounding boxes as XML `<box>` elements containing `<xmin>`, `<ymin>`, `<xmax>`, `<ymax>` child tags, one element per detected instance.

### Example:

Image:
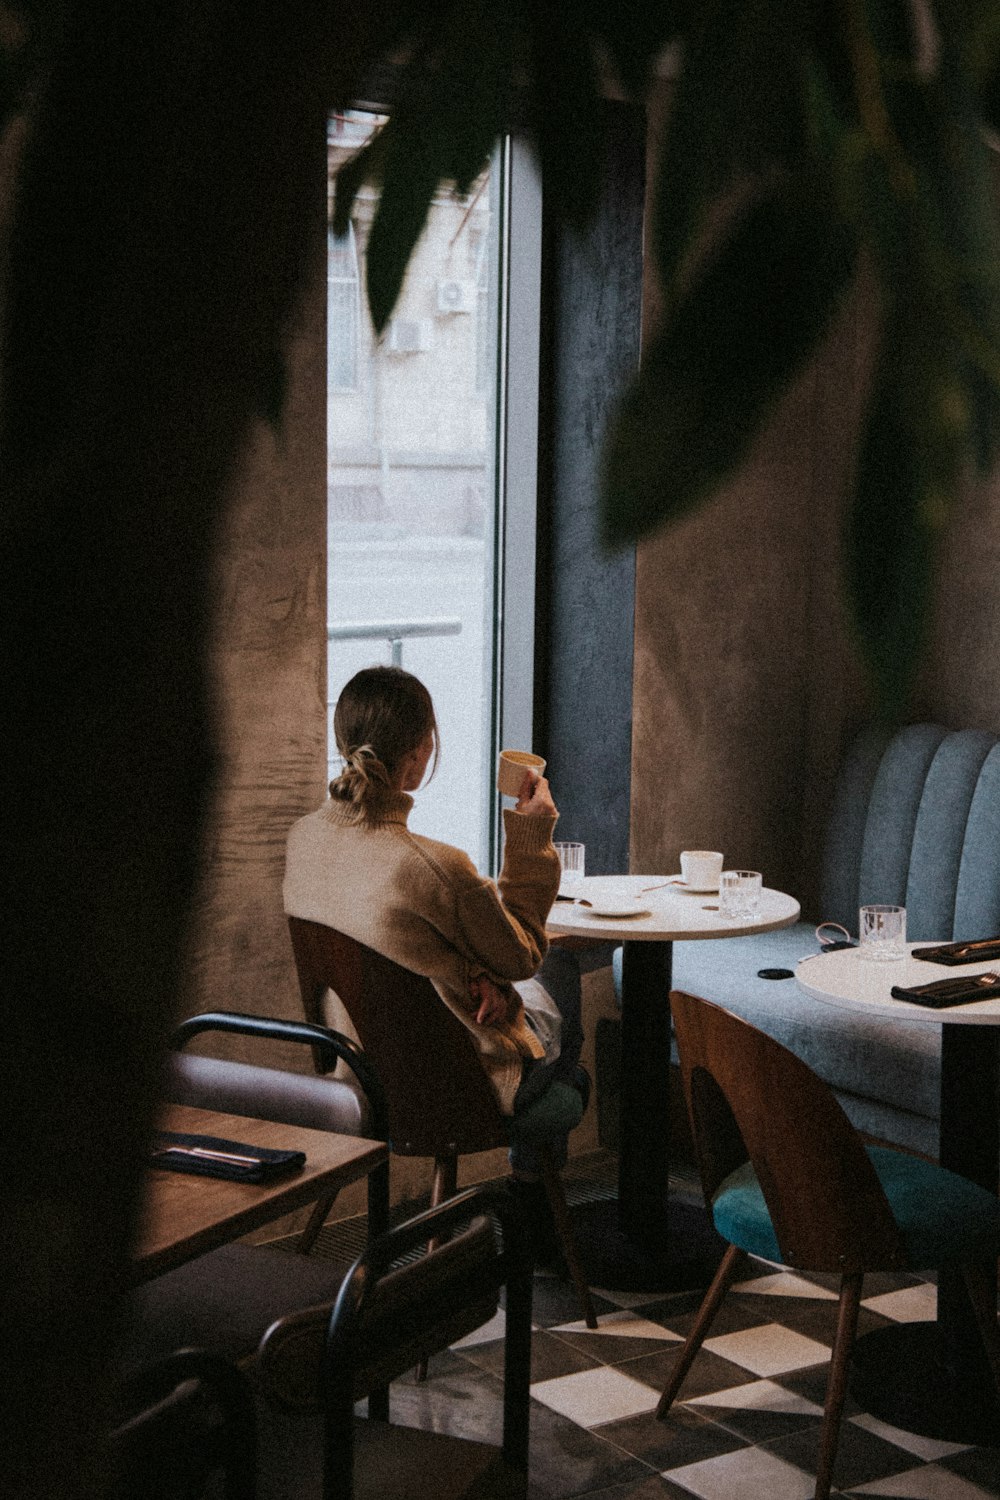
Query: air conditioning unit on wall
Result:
<box><xmin>385</xmin><ymin>317</ymin><xmax>433</xmax><ymax>354</ymax></box>
<box><xmin>435</xmin><ymin>279</ymin><xmax>475</xmax><ymax>315</ymax></box>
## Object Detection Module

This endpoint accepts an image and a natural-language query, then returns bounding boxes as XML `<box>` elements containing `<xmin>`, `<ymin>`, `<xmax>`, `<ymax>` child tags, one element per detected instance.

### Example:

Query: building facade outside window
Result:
<box><xmin>327</xmin><ymin>112</ymin><xmax>540</xmax><ymax>871</ymax></box>
<box><xmin>327</xmin><ymin>222</ymin><xmax>360</xmax><ymax>393</ymax></box>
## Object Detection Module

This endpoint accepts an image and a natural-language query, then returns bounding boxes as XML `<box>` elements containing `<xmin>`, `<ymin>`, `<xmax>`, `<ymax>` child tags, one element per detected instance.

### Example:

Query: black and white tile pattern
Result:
<box><xmin>304</xmin><ymin>1152</ymin><xmax>1000</xmax><ymax>1499</ymax></box>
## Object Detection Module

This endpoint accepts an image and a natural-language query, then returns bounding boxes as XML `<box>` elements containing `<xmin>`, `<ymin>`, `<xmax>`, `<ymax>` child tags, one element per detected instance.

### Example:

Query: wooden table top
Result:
<box><xmin>136</xmin><ymin>1104</ymin><xmax>388</xmax><ymax>1282</ymax></box>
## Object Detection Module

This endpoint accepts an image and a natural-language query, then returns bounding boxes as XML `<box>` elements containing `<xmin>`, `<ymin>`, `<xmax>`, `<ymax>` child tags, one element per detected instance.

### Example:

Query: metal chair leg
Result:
<box><xmin>656</xmin><ymin>1244</ymin><xmax>741</xmax><ymax>1418</ymax></box>
<box><xmin>538</xmin><ymin>1159</ymin><xmax>598</xmax><ymax>1329</ymax></box>
<box><xmin>814</xmin><ymin>1271</ymin><xmax>863</xmax><ymax>1500</ymax></box>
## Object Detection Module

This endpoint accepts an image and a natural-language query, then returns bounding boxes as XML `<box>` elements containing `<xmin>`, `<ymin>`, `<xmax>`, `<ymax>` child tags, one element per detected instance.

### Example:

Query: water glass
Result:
<box><xmin>554</xmin><ymin>842</ymin><xmax>585</xmax><ymax>897</ymax></box>
<box><xmin>719</xmin><ymin>870</ymin><xmax>762</xmax><ymax>920</ymax></box>
<box><xmin>859</xmin><ymin>904</ymin><xmax>906</xmax><ymax>960</ymax></box>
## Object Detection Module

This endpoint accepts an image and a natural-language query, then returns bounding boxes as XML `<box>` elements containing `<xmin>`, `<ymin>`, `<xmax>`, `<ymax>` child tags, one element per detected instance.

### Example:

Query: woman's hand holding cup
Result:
<box><xmin>496</xmin><ymin>748</ymin><xmax>556</xmax><ymax>816</ymax></box>
<box><xmin>516</xmin><ymin>770</ymin><xmax>557</xmax><ymax>818</ymax></box>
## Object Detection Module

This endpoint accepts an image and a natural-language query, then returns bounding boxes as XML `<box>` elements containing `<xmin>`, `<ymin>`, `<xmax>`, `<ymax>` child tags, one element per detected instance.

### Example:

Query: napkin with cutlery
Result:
<box><xmin>889</xmin><ymin>971</ymin><xmax>1000</xmax><ymax>1009</ymax></box>
<box><xmin>151</xmin><ymin>1130</ymin><xmax>306</xmax><ymax>1182</ymax></box>
<box><xmin>910</xmin><ymin>936</ymin><xmax>1000</xmax><ymax>965</ymax></box>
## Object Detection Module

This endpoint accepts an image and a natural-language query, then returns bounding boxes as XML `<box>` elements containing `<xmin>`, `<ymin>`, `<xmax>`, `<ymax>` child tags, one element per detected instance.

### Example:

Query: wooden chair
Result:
<box><xmin>659</xmin><ymin>989</ymin><xmax>1000</xmax><ymax>1500</ymax></box>
<box><xmin>254</xmin><ymin>1185</ymin><xmax>533</xmax><ymax>1500</ymax></box>
<box><xmin>287</xmin><ymin>917</ymin><xmax>597</xmax><ymax>1330</ymax></box>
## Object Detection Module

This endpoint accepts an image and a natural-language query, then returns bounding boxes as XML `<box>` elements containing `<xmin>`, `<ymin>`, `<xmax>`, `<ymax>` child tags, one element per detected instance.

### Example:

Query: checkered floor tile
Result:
<box><xmin>301</xmin><ymin>1151</ymin><xmax>1000</xmax><ymax>1499</ymax></box>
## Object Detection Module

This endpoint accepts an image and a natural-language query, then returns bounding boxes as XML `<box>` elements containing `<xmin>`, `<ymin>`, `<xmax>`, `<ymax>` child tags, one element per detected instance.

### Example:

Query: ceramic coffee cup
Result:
<box><xmin>680</xmin><ymin>850</ymin><xmax>724</xmax><ymax>890</ymax></box>
<box><xmin>497</xmin><ymin>749</ymin><xmax>546</xmax><ymax>798</ymax></box>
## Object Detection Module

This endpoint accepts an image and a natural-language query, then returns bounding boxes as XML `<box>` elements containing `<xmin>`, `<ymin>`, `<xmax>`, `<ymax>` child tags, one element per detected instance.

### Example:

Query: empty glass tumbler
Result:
<box><xmin>859</xmin><ymin>904</ymin><xmax>906</xmax><ymax>960</ymax></box>
<box><xmin>719</xmin><ymin>870</ymin><xmax>762</xmax><ymax>920</ymax></box>
<box><xmin>554</xmin><ymin>842</ymin><xmax>585</xmax><ymax>897</ymax></box>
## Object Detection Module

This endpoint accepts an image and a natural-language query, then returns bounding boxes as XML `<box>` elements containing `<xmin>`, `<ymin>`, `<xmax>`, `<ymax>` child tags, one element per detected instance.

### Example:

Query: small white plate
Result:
<box><xmin>580</xmin><ymin>898</ymin><xmax>651</xmax><ymax>918</ymax></box>
<box><xmin>674</xmin><ymin>878</ymin><xmax>718</xmax><ymax>894</ymax></box>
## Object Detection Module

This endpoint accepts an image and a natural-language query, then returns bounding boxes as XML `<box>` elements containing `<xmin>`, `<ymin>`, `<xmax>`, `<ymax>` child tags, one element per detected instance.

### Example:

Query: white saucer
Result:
<box><xmin>580</xmin><ymin>898</ymin><xmax>651</xmax><ymax>918</ymax></box>
<box><xmin>675</xmin><ymin>878</ymin><xmax>719</xmax><ymax>894</ymax></box>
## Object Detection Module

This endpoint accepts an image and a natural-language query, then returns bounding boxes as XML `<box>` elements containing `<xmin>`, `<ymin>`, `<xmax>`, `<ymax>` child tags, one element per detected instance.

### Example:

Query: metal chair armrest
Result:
<box><xmin>170</xmin><ymin>1011</ymin><xmax>388</xmax><ymax>1141</ymax></box>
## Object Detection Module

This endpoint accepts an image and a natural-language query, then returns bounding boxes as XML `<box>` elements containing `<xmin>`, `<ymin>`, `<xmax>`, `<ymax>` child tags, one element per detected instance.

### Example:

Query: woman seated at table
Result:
<box><xmin>282</xmin><ymin>664</ymin><xmax>587</xmax><ymax>1257</ymax></box>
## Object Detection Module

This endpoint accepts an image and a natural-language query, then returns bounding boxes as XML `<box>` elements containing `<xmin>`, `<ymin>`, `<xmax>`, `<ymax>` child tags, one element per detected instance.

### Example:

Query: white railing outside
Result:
<box><xmin>328</xmin><ymin>617</ymin><xmax>462</xmax><ymax>668</ymax></box>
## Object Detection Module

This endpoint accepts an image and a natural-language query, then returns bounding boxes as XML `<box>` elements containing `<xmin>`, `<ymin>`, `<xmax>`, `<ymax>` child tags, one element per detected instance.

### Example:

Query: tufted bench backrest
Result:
<box><xmin>821</xmin><ymin>723</ymin><xmax>1000</xmax><ymax>942</ymax></box>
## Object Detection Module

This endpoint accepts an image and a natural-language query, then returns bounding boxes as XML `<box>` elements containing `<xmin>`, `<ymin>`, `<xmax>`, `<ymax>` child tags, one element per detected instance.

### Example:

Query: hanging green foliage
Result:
<box><xmin>326</xmin><ymin>0</ymin><xmax>1000</xmax><ymax>721</ymax></box>
<box><xmin>4</xmin><ymin>0</ymin><xmax>999</xmax><ymax>719</ymax></box>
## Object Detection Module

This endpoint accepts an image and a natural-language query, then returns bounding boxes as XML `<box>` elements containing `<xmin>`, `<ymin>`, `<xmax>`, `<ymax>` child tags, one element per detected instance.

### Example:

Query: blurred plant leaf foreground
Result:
<box><xmin>336</xmin><ymin>2</ymin><xmax>1000</xmax><ymax>717</ymax></box>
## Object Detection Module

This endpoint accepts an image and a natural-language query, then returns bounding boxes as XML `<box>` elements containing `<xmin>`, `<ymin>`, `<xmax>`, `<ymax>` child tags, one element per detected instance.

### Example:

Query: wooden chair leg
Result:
<box><xmin>429</xmin><ymin>1153</ymin><xmax>459</xmax><ymax>1213</ymax></box>
<box><xmin>656</xmin><ymin>1244</ymin><xmax>741</xmax><ymax>1418</ymax></box>
<box><xmin>960</xmin><ymin>1260</ymin><xmax>1000</xmax><ymax>1402</ymax></box>
<box><xmin>416</xmin><ymin>1154</ymin><xmax>459</xmax><ymax>1382</ymax></box>
<box><xmin>294</xmin><ymin>1189</ymin><xmax>339</xmax><ymax>1255</ymax></box>
<box><xmin>814</xmin><ymin>1271</ymin><xmax>863</xmax><ymax>1500</ymax></box>
<box><xmin>538</xmin><ymin>1159</ymin><xmax>598</xmax><ymax>1329</ymax></box>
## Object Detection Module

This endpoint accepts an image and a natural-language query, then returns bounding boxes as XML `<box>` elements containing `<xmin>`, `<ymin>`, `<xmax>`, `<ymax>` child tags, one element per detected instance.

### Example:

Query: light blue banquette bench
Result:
<box><xmin>616</xmin><ymin>722</ymin><xmax>1000</xmax><ymax>1159</ymax></box>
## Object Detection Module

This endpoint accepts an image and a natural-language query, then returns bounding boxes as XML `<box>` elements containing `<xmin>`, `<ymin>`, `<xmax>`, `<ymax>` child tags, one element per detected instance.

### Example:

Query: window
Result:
<box><xmin>473</xmin><ymin>228</ymin><xmax>492</xmax><ymax>397</ymax></box>
<box><xmin>327</xmin><ymin>116</ymin><xmax>540</xmax><ymax>871</ymax></box>
<box><xmin>327</xmin><ymin>222</ymin><xmax>360</xmax><ymax>392</ymax></box>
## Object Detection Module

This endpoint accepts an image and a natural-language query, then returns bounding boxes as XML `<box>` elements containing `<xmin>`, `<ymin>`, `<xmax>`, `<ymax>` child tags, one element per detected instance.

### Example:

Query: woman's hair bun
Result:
<box><xmin>329</xmin><ymin>665</ymin><xmax>439</xmax><ymax>817</ymax></box>
<box><xmin>328</xmin><ymin>744</ymin><xmax>392</xmax><ymax>807</ymax></box>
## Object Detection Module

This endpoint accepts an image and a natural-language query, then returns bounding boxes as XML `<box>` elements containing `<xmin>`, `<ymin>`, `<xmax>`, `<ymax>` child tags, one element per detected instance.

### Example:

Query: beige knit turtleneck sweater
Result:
<box><xmin>282</xmin><ymin>790</ymin><xmax>560</xmax><ymax>1114</ymax></box>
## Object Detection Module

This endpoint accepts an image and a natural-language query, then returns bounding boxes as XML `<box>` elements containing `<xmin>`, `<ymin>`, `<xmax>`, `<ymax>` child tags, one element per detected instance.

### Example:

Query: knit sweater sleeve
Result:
<box><xmin>451</xmin><ymin>809</ymin><xmax>559</xmax><ymax>981</ymax></box>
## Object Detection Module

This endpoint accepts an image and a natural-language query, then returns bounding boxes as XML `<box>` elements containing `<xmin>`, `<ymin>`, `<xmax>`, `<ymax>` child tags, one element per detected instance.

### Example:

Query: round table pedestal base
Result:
<box><xmin>850</xmin><ymin>1322</ymin><xmax>1000</xmax><ymax>1446</ymax></box>
<box><xmin>571</xmin><ymin>1198</ymin><xmax>727</xmax><ymax>1295</ymax></box>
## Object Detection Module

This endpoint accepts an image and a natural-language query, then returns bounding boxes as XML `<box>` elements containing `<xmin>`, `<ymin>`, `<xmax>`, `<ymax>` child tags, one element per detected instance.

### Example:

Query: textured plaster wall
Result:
<box><xmin>180</xmin><ymin>151</ymin><xmax>328</xmax><ymax>1063</ymax></box>
<box><xmin>920</xmin><ymin>467</ymin><xmax>1000</xmax><ymax>736</ymax></box>
<box><xmin>631</xmin><ymin>83</ymin><xmax>1000</xmax><ymax>919</ymax></box>
<box><xmin>630</xmin><ymin>273</ymin><xmax>876</xmax><ymax>915</ymax></box>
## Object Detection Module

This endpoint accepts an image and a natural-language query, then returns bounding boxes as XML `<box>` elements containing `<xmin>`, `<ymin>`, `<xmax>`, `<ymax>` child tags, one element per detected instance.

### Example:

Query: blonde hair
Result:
<box><xmin>329</xmin><ymin>666</ymin><xmax>438</xmax><ymax>813</ymax></box>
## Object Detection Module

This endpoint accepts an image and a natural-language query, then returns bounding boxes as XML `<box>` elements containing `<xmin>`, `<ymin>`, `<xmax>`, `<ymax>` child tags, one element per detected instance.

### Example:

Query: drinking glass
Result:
<box><xmin>859</xmin><ymin>904</ymin><xmax>906</xmax><ymax>960</ymax></box>
<box><xmin>719</xmin><ymin>870</ymin><xmax>762</xmax><ymax>920</ymax></box>
<box><xmin>554</xmin><ymin>842</ymin><xmax>585</xmax><ymax>897</ymax></box>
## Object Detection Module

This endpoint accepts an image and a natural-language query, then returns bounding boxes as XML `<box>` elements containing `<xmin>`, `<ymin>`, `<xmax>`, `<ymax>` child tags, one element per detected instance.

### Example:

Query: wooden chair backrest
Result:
<box><xmin>287</xmin><ymin>917</ymin><xmax>508</xmax><ymax>1157</ymax></box>
<box><xmin>669</xmin><ymin>990</ymin><xmax>907</xmax><ymax>1273</ymax></box>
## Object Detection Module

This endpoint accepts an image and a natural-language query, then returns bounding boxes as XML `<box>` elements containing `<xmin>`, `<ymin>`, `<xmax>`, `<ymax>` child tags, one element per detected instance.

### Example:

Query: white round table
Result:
<box><xmin>796</xmin><ymin>941</ymin><xmax>1000</xmax><ymax>1444</ymax></box>
<box><xmin>547</xmin><ymin>876</ymin><xmax>800</xmax><ymax>1290</ymax></box>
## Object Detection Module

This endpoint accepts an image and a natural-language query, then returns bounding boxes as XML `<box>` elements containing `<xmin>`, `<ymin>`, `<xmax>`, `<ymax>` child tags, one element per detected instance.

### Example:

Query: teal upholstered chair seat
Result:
<box><xmin>713</xmin><ymin>1148</ymin><xmax>1000</xmax><ymax>1269</ymax></box>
